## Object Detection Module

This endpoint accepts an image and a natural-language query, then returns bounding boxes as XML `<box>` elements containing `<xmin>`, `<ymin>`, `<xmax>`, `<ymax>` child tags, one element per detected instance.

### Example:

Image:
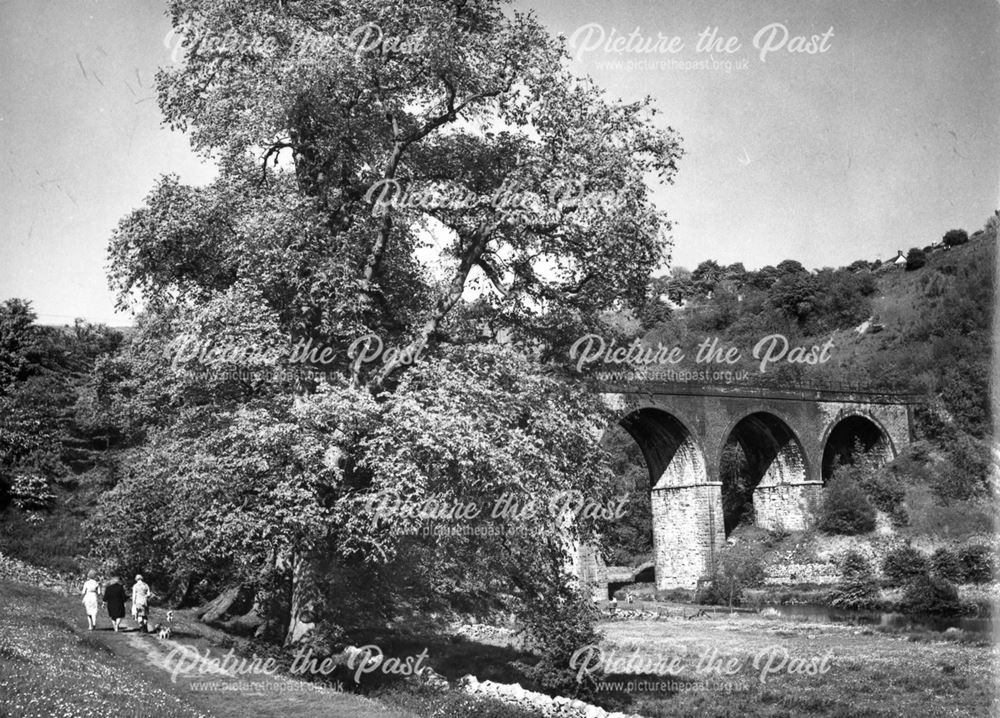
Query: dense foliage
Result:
<box><xmin>958</xmin><ymin>545</ymin><xmax>995</xmax><ymax>584</ymax></box>
<box><xmin>816</xmin><ymin>477</ymin><xmax>877</xmax><ymax>535</ymax></box>
<box><xmin>83</xmin><ymin>0</ymin><xmax>686</xmax><ymax>674</ymax></box>
<box><xmin>900</xmin><ymin>573</ymin><xmax>962</xmax><ymax>615</ymax></box>
<box><xmin>829</xmin><ymin>550</ymin><xmax>880</xmax><ymax>610</ymax></box>
<box><xmin>881</xmin><ymin>545</ymin><xmax>930</xmax><ymax>587</ymax></box>
<box><xmin>930</xmin><ymin>548</ymin><xmax>963</xmax><ymax>583</ymax></box>
<box><xmin>0</xmin><ymin>300</ymin><xmax>122</xmax><ymax>514</ymax></box>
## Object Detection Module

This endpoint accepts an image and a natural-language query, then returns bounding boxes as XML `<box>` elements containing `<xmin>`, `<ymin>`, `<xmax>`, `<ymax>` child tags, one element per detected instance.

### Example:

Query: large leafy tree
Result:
<box><xmin>96</xmin><ymin>0</ymin><xmax>683</xmax><ymax>660</ymax></box>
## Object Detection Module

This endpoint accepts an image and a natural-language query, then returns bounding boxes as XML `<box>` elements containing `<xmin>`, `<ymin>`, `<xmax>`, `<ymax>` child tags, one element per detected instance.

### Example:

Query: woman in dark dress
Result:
<box><xmin>103</xmin><ymin>577</ymin><xmax>127</xmax><ymax>632</ymax></box>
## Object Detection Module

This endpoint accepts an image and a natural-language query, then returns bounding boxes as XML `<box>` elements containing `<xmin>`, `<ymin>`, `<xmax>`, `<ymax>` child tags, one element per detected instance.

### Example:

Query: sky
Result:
<box><xmin>1</xmin><ymin>0</ymin><xmax>998</xmax><ymax>325</ymax></box>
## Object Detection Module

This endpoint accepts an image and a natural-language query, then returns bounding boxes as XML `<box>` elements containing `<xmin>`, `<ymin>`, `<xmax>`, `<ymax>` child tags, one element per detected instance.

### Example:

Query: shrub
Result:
<box><xmin>830</xmin><ymin>551</ymin><xmax>880</xmax><ymax>610</ymax></box>
<box><xmin>958</xmin><ymin>545</ymin><xmax>995</xmax><ymax>584</ymax></box>
<box><xmin>861</xmin><ymin>472</ymin><xmax>907</xmax><ymax>525</ymax></box>
<box><xmin>905</xmin><ymin>247</ymin><xmax>927</xmax><ymax>270</ymax></box>
<box><xmin>942</xmin><ymin>228</ymin><xmax>969</xmax><ymax>247</ymax></box>
<box><xmin>899</xmin><ymin>574</ymin><xmax>961</xmax><ymax>615</ymax></box>
<box><xmin>817</xmin><ymin>478</ymin><xmax>877</xmax><ymax>535</ymax></box>
<box><xmin>515</xmin><ymin>588</ymin><xmax>602</xmax><ymax>698</ymax></box>
<box><xmin>653</xmin><ymin>587</ymin><xmax>695</xmax><ymax>603</ymax></box>
<box><xmin>840</xmin><ymin>550</ymin><xmax>874</xmax><ymax>579</ymax></box>
<box><xmin>934</xmin><ymin>434</ymin><xmax>991</xmax><ymax>502</ymax></box>
<box><xmin>698</xmin><ymin>541</ymin><xmax>765</xmax><ymax>607</ymax></box>
<box><xmin>8</xmin><ymin>473</ymin><xmax>55</xmax><ymax>511</ymax></box>
<box><xmin>930</xmin><ymin>548</ymin><xmax>963</xmax><ymax>582</ymax></box>
<box><xmin>831</xmin><ymin>444</ymin><xmax>906</xmax><ymax>525</ymax></box>
<box><xmin>881</xmin><ymin>545</ymin><xmax>929</xmax><ymax>587</ymax></box>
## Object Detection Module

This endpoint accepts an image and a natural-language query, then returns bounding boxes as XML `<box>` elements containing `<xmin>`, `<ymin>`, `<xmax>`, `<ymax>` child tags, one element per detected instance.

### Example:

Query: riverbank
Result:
<box><xmin>2</xmin><ymin>552</ymin><xmax>995</xmax><ymax>718</ymax></box>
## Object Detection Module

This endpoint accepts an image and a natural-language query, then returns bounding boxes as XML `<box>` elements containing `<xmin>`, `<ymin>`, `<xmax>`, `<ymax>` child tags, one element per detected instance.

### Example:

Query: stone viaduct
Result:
<box><xmin>578</xmin><ymin>382</ymin><xmax>918</xmax><ymax>593</ymax></box>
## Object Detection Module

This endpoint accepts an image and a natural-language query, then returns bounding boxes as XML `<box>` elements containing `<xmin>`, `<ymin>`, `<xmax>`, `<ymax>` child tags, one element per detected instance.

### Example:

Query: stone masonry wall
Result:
<box><xmin>754</xmin><ymin>483</ymin><xmax>823</xmax><ymax>532</ymax></box>
<box><xmin>651</xmin><ymin>483</ymin><xmax>725</xmax><ymax>589</ymax></box>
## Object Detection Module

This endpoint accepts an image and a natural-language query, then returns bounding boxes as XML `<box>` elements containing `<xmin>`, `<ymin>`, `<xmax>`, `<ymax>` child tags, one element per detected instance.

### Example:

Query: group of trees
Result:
<box><xmin>831</xmin><ymin>542</ymin><xmax>994</xmax><ymax>614</ymax></box>
<box><xmin>0</xmin><ymin>299</ymin><xmax>121</xmax><ymax>513</ymax></box>
<box><xmin>56</xmin><ymin>0</ymin><xmax>686</xmax><ymax>689</ymax></box>
<box><xmin>641</xmin><ymin>258</ymin><xmax>877</xmax><ymax>362</ymax></box>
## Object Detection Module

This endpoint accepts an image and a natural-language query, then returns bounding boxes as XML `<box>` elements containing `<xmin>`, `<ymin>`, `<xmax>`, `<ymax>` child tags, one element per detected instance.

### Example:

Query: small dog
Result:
<box><xmin>155</xmin><ymin>610</ymin><xmax>174</xmax><ymax>639</ymax></box>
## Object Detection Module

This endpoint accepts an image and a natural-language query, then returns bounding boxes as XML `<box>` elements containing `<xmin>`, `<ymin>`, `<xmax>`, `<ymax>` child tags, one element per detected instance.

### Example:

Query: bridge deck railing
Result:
<box><xmin>586</xmin><ymin>378</ymin><xmax>924</xmax><ymax>404</ymax></box>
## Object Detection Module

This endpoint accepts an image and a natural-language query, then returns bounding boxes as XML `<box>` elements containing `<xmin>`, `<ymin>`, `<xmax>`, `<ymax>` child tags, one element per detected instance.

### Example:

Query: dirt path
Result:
<box><xmin>1</xmin><ymin>579</ymin><xmax>414</xmax><ymax>718</ymax></box>
<box><xmin>94</xmin><ymin>627</ymin><xmax>412</xmax><ymax>718</ymax></box>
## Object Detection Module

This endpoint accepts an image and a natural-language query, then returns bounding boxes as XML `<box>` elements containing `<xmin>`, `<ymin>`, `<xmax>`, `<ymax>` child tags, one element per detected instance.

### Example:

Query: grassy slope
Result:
<box><xmin>800</xmin><ymin>242</ymin><xmax>996</xmax><ymax>570</ymax></box>
<box><xmin>808</xmin><ymin>238</ymin><xmax>993</xmax><ymax>385</ymax></box>
<box><xmin>0</xmin><ymin>579</ymin><xmax>414</xmax><ymax>718</ymax></box>
<box><xmin>688</xmin><ymin>240</ymin><xmax>997</xmax><ymax>582</ymax></box>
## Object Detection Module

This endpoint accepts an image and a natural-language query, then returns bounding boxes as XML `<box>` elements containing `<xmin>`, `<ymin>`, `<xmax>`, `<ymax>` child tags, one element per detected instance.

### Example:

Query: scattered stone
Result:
<box><xmin>457</xmin><ymin>672</ymin><xmax>647</xmax><ymax>718</ymax></box>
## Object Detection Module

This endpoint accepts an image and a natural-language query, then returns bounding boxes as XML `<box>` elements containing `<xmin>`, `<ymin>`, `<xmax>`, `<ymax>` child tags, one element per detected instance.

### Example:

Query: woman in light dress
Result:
<box><xmin>81</xmin><ymin>570</ymin><xmax>100</xmax><ymax>630</ymax></box>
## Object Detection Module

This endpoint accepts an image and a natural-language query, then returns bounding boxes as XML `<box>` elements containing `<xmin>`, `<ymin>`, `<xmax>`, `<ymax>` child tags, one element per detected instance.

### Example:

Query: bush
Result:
<box><xmin>942</xmin><ymin>228</ymin><xmax>969</xmax><ymax>247</ymax></box>
<box><xmin>8</xmin><ymin>474</ymin><xmax>55</xmax><ymax>511</ymax></box>
<box><xmin>653</xmin><ymin>587</ymin><xmax>695</xmax><ymax>603</ymax></box>
<box><xmin>817</xmin><ymin>478</ymin><xmax>877</xmax><ymax>535</ymax></box>
<box><xmin>881</xmin><ymin>545</ymin><xmax>929</xmax><ymax>587</ymax></box>
<box><xmin>831</xmin><ymin>444</ymin><xmax>906</xmax><ymax>525</ymax></box>
<box><xmin>935</xmin><ymin>434</ymin><xmax>991</xmax><ymax>502</ymax></box>
<box><xmin>958</xmin><ymin>545</ymin><xmax>995</xmax><ymax>584</ymax></box>
<box><xmin>830</xmin><ymin>551</ymin><xmax>880</xmax><ymax>610</ymax></box>
<box><xmin>698</xmin><ymin>542</ymin><xmax>765</xmax><ymax>607</ymax></box>
<box><xmin>515</xmin><ymin>588</ymin><xmax>602</xmax><ymax>698</ymax></box>
<box><xmin>856</xmin><ymin>471</ymin><xmax>907</xmax><ymax>526</ymax></box>
<box><xmin>840</xmin><ymin>550</ymin><xmax>874</xmax><ymax>579</ymax></box>
<box><xmin>899</xmin><ymin>573</ymin><xmax>961</xmax><ymax>615</ymax></box>
<box><xmin>930</xmin><ymin>548</ymin><xmax>963</xmax><ymax>582</ymax></box>
<box><xmin>905</xmin><ymin>247</ymin><xmax>927</xmax><ymax>270</ymax></box>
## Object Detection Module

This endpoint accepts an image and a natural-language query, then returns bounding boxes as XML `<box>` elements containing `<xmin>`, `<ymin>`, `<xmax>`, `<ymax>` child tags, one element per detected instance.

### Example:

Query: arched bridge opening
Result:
<box><xmin>719</xmin><ymin>412</ymin><xmax>808</xmax><ymax>536</ymax></box>
<box><xmin>620</xmin><ymin>408</ymin><xmax>707</xmax><ymax>489</ymax></box>
<box><xmin>822</xmin><ymin>414</ymin><xmax>895</xmax><ymax>482</ymax></box>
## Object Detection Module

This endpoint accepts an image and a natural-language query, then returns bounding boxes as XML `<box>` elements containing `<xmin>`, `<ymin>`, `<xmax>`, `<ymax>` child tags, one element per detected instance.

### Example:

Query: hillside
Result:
<box><xmin>600</xmin><ymin>218</ymin><xmax>997</xmax><ymax>589</ymax></box>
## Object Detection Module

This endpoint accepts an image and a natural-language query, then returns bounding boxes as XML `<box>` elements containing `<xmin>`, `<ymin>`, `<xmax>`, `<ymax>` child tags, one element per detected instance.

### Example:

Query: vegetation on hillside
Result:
<box><xmin>600</xmin><ymin>215</ymin><xmax>997</xmax><ymax>569</ymax></box>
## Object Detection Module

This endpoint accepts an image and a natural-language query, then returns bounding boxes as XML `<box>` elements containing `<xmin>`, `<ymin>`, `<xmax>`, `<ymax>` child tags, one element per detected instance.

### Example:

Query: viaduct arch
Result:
<box><xmin>590</xmin><ymin>382</ymin><xmax>916</xmax><ymax>591</ymax></box>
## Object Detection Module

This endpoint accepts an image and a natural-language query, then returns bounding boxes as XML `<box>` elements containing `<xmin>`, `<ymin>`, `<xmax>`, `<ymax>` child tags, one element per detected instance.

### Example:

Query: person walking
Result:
<box><xmin>103</xmin><ymin>577</ymin><xmax>127</xmax><ymax>632</ymax></box>
<box><xmin>81</xmin><ymin>570</ymin><xmax>100</xmax><ymax>630</ymax></box>
<box><xmin>132</xmin><ymin>574</ymin><xmax>151</xmax><ymax>631</ymax></box>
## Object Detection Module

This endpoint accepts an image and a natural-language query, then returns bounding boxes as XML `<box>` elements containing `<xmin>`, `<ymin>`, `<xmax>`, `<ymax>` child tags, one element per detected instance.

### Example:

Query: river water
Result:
<box><xmin>762</xmin><ymin>603</ymin><xmax>994</xmax><ymax>635</ymax></box>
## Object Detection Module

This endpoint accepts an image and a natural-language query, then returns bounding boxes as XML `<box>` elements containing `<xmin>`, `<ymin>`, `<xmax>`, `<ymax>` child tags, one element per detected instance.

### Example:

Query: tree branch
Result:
<box><xmin>370</xmin><ymin>219</ymin><xmax>496</xmax><ymax>389</ymax></box>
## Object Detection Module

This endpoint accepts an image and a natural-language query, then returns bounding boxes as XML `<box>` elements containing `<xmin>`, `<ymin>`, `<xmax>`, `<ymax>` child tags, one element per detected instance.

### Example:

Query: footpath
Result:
<box><xmin>0</xmin><ymin>553</ymin><xmax>413</xmax><ymax>718</ymax></box>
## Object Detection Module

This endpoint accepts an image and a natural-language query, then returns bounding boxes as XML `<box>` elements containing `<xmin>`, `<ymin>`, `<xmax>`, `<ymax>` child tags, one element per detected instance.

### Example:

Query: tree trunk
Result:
<box><xmin>284</xmin><ymin>549</ymin><xmax>323</xmax><ymax>647</ymax></box>
<box><xmin>198</xmin><ymin>585</ymin><xmax>248</xmax><ymax>624</ymax></box>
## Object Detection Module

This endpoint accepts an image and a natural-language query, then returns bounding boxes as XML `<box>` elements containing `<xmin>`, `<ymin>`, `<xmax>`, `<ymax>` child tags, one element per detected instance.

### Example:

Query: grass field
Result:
<box><xmin>593</xmin><ymin>614</ymin><xmax>997</xmax><ymax>717</ymax></box>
